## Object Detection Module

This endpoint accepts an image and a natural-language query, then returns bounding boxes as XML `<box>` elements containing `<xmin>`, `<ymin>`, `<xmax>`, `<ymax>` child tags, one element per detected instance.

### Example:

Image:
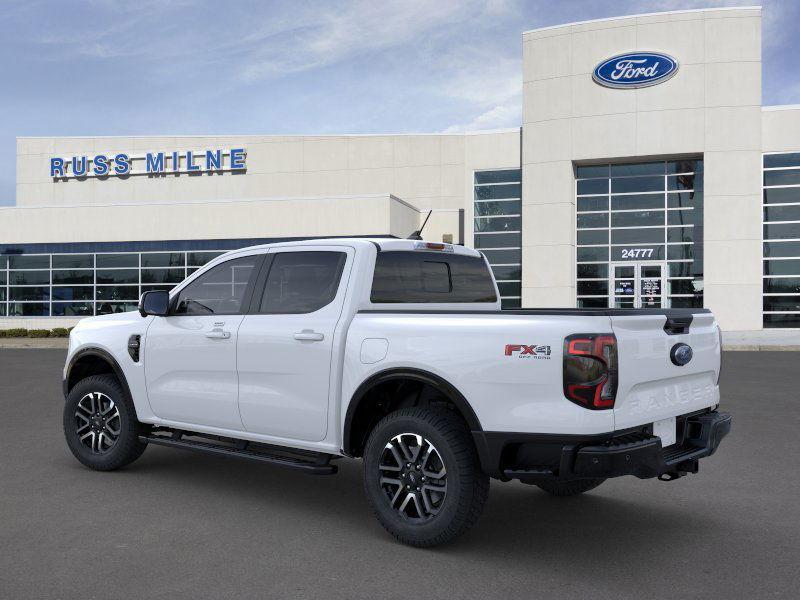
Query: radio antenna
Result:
<box><xmin>407</xmin><ymin>210</ymin><xmax>433</xmax><ymax>240</ymax></box>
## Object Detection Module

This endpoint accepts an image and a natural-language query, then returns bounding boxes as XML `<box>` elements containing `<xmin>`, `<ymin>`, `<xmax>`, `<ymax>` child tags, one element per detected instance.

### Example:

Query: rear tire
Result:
<box><xmin>363</xmin><ymin>407</ymin><xmax>489</xmax><ymax>547</ymax></box>
<box><xmin>535</xmin><ymin>478</ymin><xmax>605</xmax><ymax>497</ymax></box>
<box><xmin>63</xmin><ymin>374</ymin><xmax>147</xmax><ymax>471</ymax></box>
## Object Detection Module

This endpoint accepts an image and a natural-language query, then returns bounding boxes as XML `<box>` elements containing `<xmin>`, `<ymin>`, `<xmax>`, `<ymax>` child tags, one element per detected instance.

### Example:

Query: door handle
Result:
<box><xmin>293</xmin><ymin>330</ymin><xmax>324</xmax><ymax>342</ymax></box>
<box><xmin>205</xmin><ymin>330</ymin><xmax>231</xmax><ymax>339</ymax></box>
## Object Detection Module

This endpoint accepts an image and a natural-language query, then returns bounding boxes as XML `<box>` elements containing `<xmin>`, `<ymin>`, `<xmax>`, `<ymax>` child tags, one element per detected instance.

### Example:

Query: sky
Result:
<box><xmin>1</xmin><ymin>0</ymin><xmax>798</xmax><ymax>206</ymax></box>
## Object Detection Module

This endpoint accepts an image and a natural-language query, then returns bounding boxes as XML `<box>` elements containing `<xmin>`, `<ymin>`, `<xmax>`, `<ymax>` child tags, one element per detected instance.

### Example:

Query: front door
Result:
<box><xmin>144</xmin><ymin>254</ymin><xmax>262</xmax><ymax>430</ymax></box>
<box><xmin>237</xmin><ymin>247</ymin><xmax>352</xmax><ymax>442</ymax></box>
<box><xmin>610</xmin><ymin>262</ymin><xmax>666</xmax><ymax>308</ymax></box>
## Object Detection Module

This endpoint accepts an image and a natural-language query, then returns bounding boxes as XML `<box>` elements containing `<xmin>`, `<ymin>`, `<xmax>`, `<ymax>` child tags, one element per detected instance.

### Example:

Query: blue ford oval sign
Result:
<box><xmin>593</xmin><ymin>52</ymin><xmax>679</xmax><ymax>89</ymax></box>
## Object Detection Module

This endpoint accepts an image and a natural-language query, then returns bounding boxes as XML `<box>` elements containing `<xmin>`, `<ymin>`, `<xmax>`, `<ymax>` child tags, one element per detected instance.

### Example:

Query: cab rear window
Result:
<box><xmin>371</xmin><ymin>251</ymin><xmax>497</xmax><ymax>303</ymax></box>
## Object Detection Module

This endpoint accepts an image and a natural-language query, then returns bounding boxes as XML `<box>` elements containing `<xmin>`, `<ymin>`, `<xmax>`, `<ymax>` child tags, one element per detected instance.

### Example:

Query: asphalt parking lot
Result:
<box><xmin>1</xmin><ymin>349</ymin><xmax>798</xmax><ymax>599</ymax></box>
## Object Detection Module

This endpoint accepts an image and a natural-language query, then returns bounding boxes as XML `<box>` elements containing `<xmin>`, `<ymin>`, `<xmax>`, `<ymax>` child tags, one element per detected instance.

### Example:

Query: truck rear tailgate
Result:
<box><xmin>611</xmin><ymin>311</ymin><xmax>720</xmax><ymax>432</ymax></box>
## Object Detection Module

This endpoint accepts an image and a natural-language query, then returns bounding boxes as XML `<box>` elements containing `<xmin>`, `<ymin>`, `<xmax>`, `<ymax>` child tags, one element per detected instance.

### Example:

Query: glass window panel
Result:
<box><xmin>141</xmin><ymin>284</ymin><xmax>176</xmax><ymax>293</ymax></box>
<box><xmin>96</xmin><ymin>254</ymin><xmax>138</xmax><ymax>268</ymax></box>
<box><xmin>474</xmin><ymin>200</ymin><xmax>521</xmax><ymax>216</ymax></box>
<box><xmin>474</xmin><ymin>232</ymin><xmax>521</xmax><ymax>248</ymax></box>
<box><xmin>667</xmin><ymin>173</ymin><xmax>700</xmax><ymax>191</ymax></box>
<box><xmin>667</xmin><ymin>227</ymin><xmax>694</xmax><ymax>243</ymax></box>
<box><xmin>187</xmin><ymin>268</ymin><xmax>200</xmax><ymax>276</ymax></box>
<box><xmin>491</xmin><ymin>265</ymin><xmax>521</xmax><ymax>281</ymax></box>
<box><xmin>763</xmin><ymin>187</ymin><xmax>800</xmax><ymax>204</ymax></box>
<box><xmin>764</xmin><ymin>259</ymin><xmax>800</xmax><ymax>276</ymax></box>
<box><xmin>96</xmin><ymin>302</ymin><xmax>137</xmax><ymax>315</ymax></box>
<box><xmin>577</xmin><ymin>213</ymin><xmax>608</xmax><ymax>228</ymax></box>
<box><xmin>667</xmin><ymin>209</ymin><xmax>698</xmax><ymax>225</ymax></box>
<box><xmin>9</xmin><ymin>287</ymin><xmax>50</xmax><ymax>301</ymax></box>
<box><xmin>611</xmin><ymin>228</ymin><xmax>664</xmax><ymax>244</ymax></box>
<box><xmin>480</xmin><ymin>249</ymin><xmax>521</xmax><ymax>264</ymax></box>
<box><xmin>764</xmin><ymin>223</ymin><xmax>800</xmax><ymax>240</ymax></box>
<box><xmin>764</xmin><ymin>313</ymin><xmax>800</xmax><ymax>328</ymax></box>
<box><xmin>187</xmin><ymin>252</ymin><xmax>224</xmax><ymax>267</ymax></box>
<box><xmin>576</xmin><ymin>179</ymin><xmax>608</xmax><ymax>195</ymax></box>
<box><xmin>0</xmin><ymin>289</ymin><xmax>5</xmax><ymax>301</ymax></box>
<box><xmin>764</xmin><ymin>153</ymin><xmax>800</xmax><ymax>169</ymax></box>
<box><xmin>141</xmin><ymin>268</ymin><xmax>185</xmax><ymax>284</ymax></box>
<box><xmin>764</xmin><ymin>278</ymin><xmax>800</xmax><ymax>294</ymax></box>
<box><xmin>0</xmin><ymin>272</ymin><xmax>5</xmax><ymax>285</ymax></box>
<box><xmin>175</xmin><ymin>256</ymin><xmax>260</xmax><ymax>315</ymax></box>
<box><xmin>764</xmin><ymin>241</ymin><xmax>800</xmax><ymax>258</ymax></box>
<box><xmin>52</xmin><ymin>254</ymin><xmax>93</xmax><ymax>269</ymax></box>
<box><xmin>667</xmin><ymin>160</ymin><xmax>702</xmax><ymax>174</ymax></box>
<box><xmin>52</xmin><ymin>270</ymin><xmax>93</xmax><ymax>284</ymax></box>
<box><xmin>578</xmin><ymin>297</ymin><xmax>608</xmax><ymax>308</ymax></box>
<box><xmin>615</xmin><ymin>265</ymin><xmax>635</xmax><ymax>278</ymax></box>
<box><xmin>667</xmin><ymin>245</ymin><xmax>694</xmax><ymax>261</ymax></box>
<box><xmin>500</xmin><ymin>298</ymin><xmax>521</xmax><ymax>309</ymax></box>
<box><xmin>611</xmin><ymin>162</ymin><xmax>664</xmax><ymax>177</ymax></box>
<box><xmin>9</xmin><ymin>255</ymin><xmax>49</xmax><ymax>269</ymax></box>
<box><xmin>611</xmin><ymin>194</ymin><xmax>664</xmax><ymax>210</ymax></box>
<box><xmin>141</xmin><ymin>252</ymin><xmax>186</xmax><ymax>268</ymax></box>
<box><xmin>52</xmin><ymin>302</ymin><xmax>94</xmax><ymax>316</ymax></box>
<box><xmin>474</xmin><ymin>216</ymin><xmax>520</xmax><ymax>232</ymax></box>
<box><xmin>576</xmin><ymin>165</ymin><xmax>608</xmax><ymax>179</ymax></box>
<box><xmin>474</xmin><ymin>170</ymin><xmax>520</xmax><ymax>184</ymax></box>
<box><xmin>764</xmin><ymin>205</ymin><xmax>800</xmax><ymax>222</ymax></box>
<box><xmin>668</xmin><ymin>262</ymin><xmax>695</xmax><ymax>277</ymax></box>
<box><xmin>667</xmin><ymin>191</ymin><xmax>702</xmax><ymax>209</ymax></box>
<box><xmin>474</xmin><ymin>184</ymin><xmax>521</xmax><ymax>200</ymax></box>
<box><xmin>611</xmin><ymin>176</ymin><xmax>663</xmax><ymax>194</ymax></box>
<box><xmin>668</xmin><ymin>279</ymin><xmax>703</xmax><ymax>295</ymax></box>
<box><xmin>669</xmin><ymin>296</ymin><xmax>704</xmax><ymax>308</ymax></box>
<box><xmin>577</xmin><ymin>230</ymin><xmax>608</xmax><ymax>245</ymax></box>
<box><xmin>577</xmin><ymin>247</ymin><xmax>608</xmax><ymax>262</ymax></box>
<box><xmin>9</xmin><ymin>271</ymin><xmax>49</xmax><ymax>285</ymax></box>
<box><xmin>763</xmin><ymin>296</ymin><xmax>800</xmax><ymax>312</ymax></box>
<box><xmin>611</xmin><ymin>210</ymin><xmax>665</xmax><ymax>228</ymax></box>
<box><xmin>578</xmin><ymin>265</ymin><xmax>608</xmax><ymax>279</ymax></box>
<box><xmin>0</xmin><ymin>304</ymin><xmax>5</xmax><ymax>316</ymax></box>
<box><xmin>764</xmin><ymin>169</ymin><xmax>800</xmax><ymax>186</ymax></box>
<box><xmin>52</xmin><ymin>286</ymin><xmax>94</xmax><ymax>301</ymax></box>
<box><xmin>96</xmin><ymin>285</ymin><xmax>139</xmax><ymax>301</ymax></box>
<box><xmin>96</xmin><ymin>269</ymin><xmax>138</xmax><ymax>284</ymax></box>
<box><xmin>0</xmin><ymin>255</ymin><xmax>6</xmax><ymax>268</ymax></box>
<box><xmin>577</xmin><ymin>197</ymin><xmax>608</xmax><ymax>212</ymax></box>
<box><xmin>497</xmin><ymin>281</ymin><xmax>521</xmax><ymax>296</ymax></box>
<box><xmin>8</xmin><ymin>302</ymin><xmax>49</xmax><ymax>316</ymax></box>
<box><xmin>577</xmin><ymin>281</ymin><xmax>608</xmax><ymax>295</ymax></box>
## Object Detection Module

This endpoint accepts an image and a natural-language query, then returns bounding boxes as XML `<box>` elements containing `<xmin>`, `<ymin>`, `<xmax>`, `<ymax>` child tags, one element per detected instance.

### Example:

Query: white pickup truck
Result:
<box><xmin>63</xmin><ymin>238</ymin><xmax>731</xmax><ymax>546</ymax></box>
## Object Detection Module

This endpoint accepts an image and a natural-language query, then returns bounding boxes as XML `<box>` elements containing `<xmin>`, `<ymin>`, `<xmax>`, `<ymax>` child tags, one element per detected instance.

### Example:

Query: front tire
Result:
<box><xmin>63</xmin><ymin>374</ymin><xmax>147</xmax><ymax>471</ymax></box>
<box><xmin>363</xmin><ymin>407</ymin><xmax>489</xmax><ymax>547</ymax></box>
<box><xmin>535</xmin><ymin>478</ymin><xmax>605</xmax><ymax>497</ymax></box>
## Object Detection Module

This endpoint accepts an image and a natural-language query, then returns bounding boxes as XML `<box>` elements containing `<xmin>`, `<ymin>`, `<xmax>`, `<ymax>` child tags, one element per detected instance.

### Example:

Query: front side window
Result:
<box><xmin>371</xmin><ymin>251</ymin><xmax>497</xmax><ymax>303</ymax></box>
<box><xmin>259</xmin><ymin>252</ymin><xmax>347</xmax><ymax>314</ymax></box>
<box><xmin>173</xmin><ymin>256</ymin><xmax>259</xmax><ymax>315</ymax></box>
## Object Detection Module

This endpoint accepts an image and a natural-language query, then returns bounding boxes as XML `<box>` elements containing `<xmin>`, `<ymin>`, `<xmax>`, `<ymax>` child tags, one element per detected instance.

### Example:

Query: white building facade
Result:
<box><xmin>3</xmin><ymin>6</ymin><xmax>800</xmax><ymax>331</ymax></box>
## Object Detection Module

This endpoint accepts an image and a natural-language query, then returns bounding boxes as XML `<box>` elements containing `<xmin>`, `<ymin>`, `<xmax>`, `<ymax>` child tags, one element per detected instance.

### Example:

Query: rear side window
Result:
<box><xmin>371</xmin><ymin>251</ymin><xmax>497</xmax><ymax>303</ymax></box>
<box><xmin>259</xmin><ymin>251</ymin><xmax>347</xmax><ymax>314</ymax></box>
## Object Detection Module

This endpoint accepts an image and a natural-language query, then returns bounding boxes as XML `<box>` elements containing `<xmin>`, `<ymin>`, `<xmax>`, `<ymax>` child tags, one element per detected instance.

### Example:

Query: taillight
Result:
<box><xmin>563</xmin><ymin>333</ymin><xmax>618</xmax><ymax>410</ymax></box>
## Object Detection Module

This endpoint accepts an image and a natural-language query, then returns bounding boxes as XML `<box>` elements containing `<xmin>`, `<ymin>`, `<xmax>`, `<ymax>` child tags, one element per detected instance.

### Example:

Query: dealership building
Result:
<box><xmin>2</xmin><ymin>5</ymin><xmax>799</xmax><ymax>331</ymax></box>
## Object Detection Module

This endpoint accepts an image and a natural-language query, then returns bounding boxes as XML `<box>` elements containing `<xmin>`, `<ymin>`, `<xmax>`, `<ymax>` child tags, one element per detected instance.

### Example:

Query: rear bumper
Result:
<box><xmin>472</xmin><ymin>410</ymin><xmax>731</xmax><ymax>482</ymax></box>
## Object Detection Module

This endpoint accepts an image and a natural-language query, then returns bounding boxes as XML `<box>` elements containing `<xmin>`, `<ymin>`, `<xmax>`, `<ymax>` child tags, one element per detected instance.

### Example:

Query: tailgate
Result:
<box><xmin>611</xmin><ymin>311</ymin><xmax>720</xmax><ymax>431</ymax></box>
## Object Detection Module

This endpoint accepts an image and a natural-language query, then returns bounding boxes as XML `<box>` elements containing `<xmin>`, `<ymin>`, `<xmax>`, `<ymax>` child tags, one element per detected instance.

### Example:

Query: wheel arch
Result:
<box><xmin>342</xmin><ymin>368</ymin><xmax>482</xmax><ymax>457</ymax></box>
<box><xmin>64</xmin><ymin>347</ymin><xmax>134</xmax><ymax>408</ymax></box>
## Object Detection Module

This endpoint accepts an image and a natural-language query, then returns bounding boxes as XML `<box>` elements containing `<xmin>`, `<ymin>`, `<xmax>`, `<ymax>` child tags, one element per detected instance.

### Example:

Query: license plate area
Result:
<box><xmin>653</xmin><ymin>416</ymin><xmax>677</xmax><ymax>447</ymax></box>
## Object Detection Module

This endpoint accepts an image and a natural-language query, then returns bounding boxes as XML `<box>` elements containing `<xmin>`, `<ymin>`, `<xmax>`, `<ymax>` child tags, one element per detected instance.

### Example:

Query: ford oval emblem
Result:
<box><xmin>670</xmin><ymin>343</ymin><xmax>693</xmax><ymax>366</ymax></box>
<box><xmin>593</xmin><ymin>52</ymin><xmax>679</xmax><ymax>89</ymax></box>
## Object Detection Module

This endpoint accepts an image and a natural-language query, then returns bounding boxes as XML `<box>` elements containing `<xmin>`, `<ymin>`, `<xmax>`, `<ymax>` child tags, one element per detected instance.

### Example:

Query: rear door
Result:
<box><xmin>611</xmin><ymin>310</ymin><xmax>721</xmax><ymax>432</ymax></box>
<box><xmin>236</xmin><ymin>246</ymin><xmax>352</xmax><ymax>442</ymax></box>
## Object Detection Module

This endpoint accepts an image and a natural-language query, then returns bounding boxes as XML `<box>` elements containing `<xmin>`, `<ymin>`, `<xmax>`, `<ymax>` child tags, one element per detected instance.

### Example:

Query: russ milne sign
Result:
<box><xmin>50</xmin><ymin>148</ymin><xmax>246</xmax><ymax>179</ymax></box>
<box><xmin>593</xmin><ymin>52</ymin><xmax>678</xmax><ymax>89</ymax></box>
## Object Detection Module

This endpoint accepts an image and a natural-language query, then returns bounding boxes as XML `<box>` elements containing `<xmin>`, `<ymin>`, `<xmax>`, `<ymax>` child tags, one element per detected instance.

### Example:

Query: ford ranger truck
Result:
<box><xmin>62</xmin><ymin>238</ymin><xmax>731</xmax><ymax>547</ymax></box>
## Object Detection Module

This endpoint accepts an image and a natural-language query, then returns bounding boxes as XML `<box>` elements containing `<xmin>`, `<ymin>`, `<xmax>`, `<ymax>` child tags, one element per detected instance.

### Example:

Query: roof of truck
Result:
<box><xmin>230</xmin><ymin>237</ymin><xmax>483</xmax><ymax>257</ymax></box>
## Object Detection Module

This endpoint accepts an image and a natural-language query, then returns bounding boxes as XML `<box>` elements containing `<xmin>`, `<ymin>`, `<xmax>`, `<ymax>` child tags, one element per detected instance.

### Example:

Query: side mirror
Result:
<box><xmin>139</xmin><ymin>290</ymin><xmax>170</xmax><ymax>317</ymax></box>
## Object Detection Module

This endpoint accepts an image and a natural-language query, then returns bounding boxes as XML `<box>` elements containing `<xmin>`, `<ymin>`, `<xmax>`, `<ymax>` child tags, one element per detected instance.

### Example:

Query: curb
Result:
<box><xmin>723</xmin><ymin>344</ymin><xmax>800</xmax><ymax>351</ymax></box>
<box><xmin>0</xmin><ymin>339</ymin><xmax>69</xmax><ymax>349</ymax></box>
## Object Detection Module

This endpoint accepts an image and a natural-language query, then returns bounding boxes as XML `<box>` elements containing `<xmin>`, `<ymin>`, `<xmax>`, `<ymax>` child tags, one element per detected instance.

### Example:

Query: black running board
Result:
<box><xmin>140</xmin><ymin>433</ymin><xmax>338</xmax><ymax>475</ymax></box>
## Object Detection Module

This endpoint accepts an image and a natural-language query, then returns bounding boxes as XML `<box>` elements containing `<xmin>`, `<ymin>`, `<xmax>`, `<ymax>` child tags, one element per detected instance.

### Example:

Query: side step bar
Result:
<box><xmin>140</xmin><ymin>431</ymin><xmax>338</xmax><ymax>475</ymax></box>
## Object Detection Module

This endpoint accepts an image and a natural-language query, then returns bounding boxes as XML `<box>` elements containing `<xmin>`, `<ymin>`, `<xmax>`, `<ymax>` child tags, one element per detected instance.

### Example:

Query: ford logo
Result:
<box><xmin>670</xmin><ymin>343</ymin><xmax>693</xmax><ymax>367</ymax></box>
<box><xmin>593</xmin><ymin>52</ymin><xmax>679</xmax><ymax>89</ymax></box>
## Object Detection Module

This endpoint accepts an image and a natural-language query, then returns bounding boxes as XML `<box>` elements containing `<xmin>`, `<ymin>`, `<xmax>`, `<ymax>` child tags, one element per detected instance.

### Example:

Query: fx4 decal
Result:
<box><xmin>504</xmin><ymin>344</ymin><xmax>551</xmax><ymax>359</ymax></box>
